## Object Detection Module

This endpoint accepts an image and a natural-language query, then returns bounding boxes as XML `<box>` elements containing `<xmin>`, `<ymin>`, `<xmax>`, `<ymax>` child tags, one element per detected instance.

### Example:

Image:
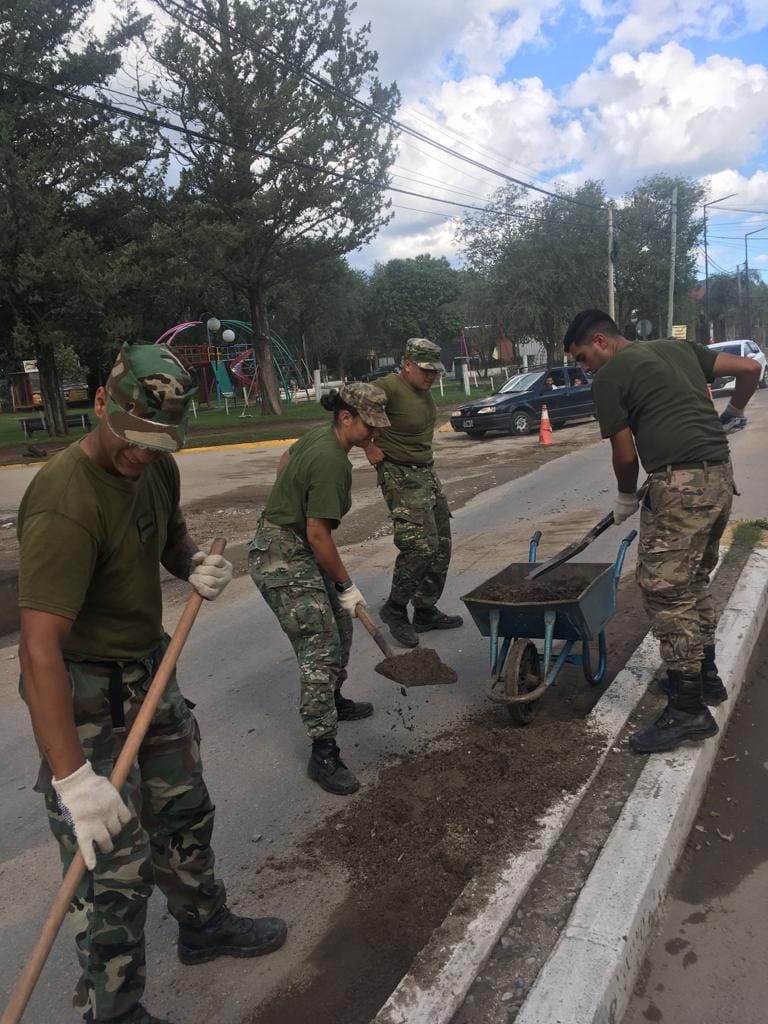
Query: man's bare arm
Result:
<box><xmin>19</xmin><ymin>609</ymin><xmax>84</xmax><ymax>779</ymax></box>
<box><xmin>161</xmin><ymin>530</ymin><xmax>199</xmax><ymax>580</ymax></box>
<box><xmin>712</xmin><ymin>352</ymin><xmax>761</xmax><ymax>410</ymax></box>
<box><xmin>610</xmin><ymin>428</ymin><xmax>640</xmax><ymax>493</ymax></box>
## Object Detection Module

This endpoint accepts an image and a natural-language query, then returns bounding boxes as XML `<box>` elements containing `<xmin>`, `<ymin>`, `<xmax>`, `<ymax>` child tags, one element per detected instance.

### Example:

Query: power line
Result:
<box><xmin>154</xmin><ymin>0</ymin><xmax>603</xmax><ymax>211</ymax></box>
<box><xmin>1</xmin><ymin>69</ymin><xmax>511</xmax><ymax>215</ymax></box>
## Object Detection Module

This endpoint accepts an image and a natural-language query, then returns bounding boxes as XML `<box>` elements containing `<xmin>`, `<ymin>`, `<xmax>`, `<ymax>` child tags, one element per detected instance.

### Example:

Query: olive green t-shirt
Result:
<box><xmin>263</xmin><ymin>425</ymin><xmax>352</xmax><ymax>536</ymax></box>
<box><xmin>17</xmin><ymin>443</ymin><xmax>187</xmax><ymax>661</ymax></box>
<box><xmin>591</xmin><ymin>339</ymin><xmax>730</xmax><ymax>472</ymax></box>
<box><xmin>376</xmin><ymin>372</ymin><xmax>436</xmax><ymax>465</ymax></box>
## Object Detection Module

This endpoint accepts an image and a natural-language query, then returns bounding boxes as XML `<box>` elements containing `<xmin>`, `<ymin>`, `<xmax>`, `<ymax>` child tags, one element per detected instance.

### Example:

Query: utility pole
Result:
<box><xmin>702</xmin><ymin>192</ymin><xmax>737</xmax><ymax>343</ymax></box>
<box><xmin>667</xmin><ymin>186</ymin><xmax>678</xmax><ymax>337</ymax></box>
<box><xmin>607</xmin><ymin>204</ymin><xmax>615</xmax><ymax>321</ymax></box>
<box><xmin>744</xmin><ymin>226</ymin><xmax>768</xmax><ymax>339</ymax></box>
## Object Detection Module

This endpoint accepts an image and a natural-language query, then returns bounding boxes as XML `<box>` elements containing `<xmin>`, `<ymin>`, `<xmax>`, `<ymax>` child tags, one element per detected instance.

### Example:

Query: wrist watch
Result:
<box><xmin>334</xmin><ymin>579</ymin><xmax>353</xmax><ymax>593</ymax></box>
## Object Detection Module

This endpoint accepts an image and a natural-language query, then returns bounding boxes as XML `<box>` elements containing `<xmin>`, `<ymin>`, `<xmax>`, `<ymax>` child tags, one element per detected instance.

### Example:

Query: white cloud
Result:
<box><xmin>352</xmin><ymin>0</ymin><xmax>562</xmax><ymax>84</ymax></box>
<box><xmin>593</xmin><ymin>1</ymin><xmax>768</xmax><ymax>58</ymax></box>
<box><xmin>564</xmin><ymin>43</ymin><xmax>768</xmax><ymax>185</ymax></box>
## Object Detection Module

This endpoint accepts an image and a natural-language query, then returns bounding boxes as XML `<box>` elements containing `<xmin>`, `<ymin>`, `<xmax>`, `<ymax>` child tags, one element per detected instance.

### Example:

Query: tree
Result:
<box><xmin>0</xmin><ymin>0</ymin><xmax>156</xmax><ymax>434</ymax></box>
<box><xmin>367</xmin><ymin>254</ymin><xmax>462</xmax><ymax>352</ymax></box>
<box><xmin>150</xmin><ymin>0</ymin><xmax>399</xmax><ymax>414</ymax></box>
<box><xmin>614</xmin><ymin>174</ymin><xmax>705</xmax><ymax>338</ymax></box>
<box><xmin>457</xmin><ymin>182</ymin><xmax>608</xmax><ymax>363</ymax></box>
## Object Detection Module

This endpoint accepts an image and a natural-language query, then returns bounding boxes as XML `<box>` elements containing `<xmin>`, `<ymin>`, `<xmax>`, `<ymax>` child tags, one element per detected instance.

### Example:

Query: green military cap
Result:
<box><xmin>105</xmin><ymin>342</ymin><xmax>198</xmax><ymax>452</ymax></box>
<box><xmin>405</xmin><ymin>337</ymin><xmax>445</xmax><ymax>372</ymax></box>
<box><xmin>340</xmin><ymin>382</ymin><xmax>390</xmax><ymax>427</ymax></box>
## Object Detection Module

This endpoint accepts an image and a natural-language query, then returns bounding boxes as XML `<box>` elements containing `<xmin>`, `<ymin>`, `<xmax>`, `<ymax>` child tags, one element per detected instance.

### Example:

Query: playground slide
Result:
<box><xmin>211</xmin><ymin>360</ymin><xmax>234</xmax><ymax>396</ymax></box>
<box><xmin>229</xmin><ymin>349</ymin><xmax>256</xmax><ymax>390</ymax></box>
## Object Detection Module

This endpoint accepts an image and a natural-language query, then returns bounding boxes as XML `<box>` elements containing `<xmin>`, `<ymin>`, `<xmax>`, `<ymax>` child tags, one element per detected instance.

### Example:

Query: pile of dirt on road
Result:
<box><xmin>473</xmin><ymin>574</ymin><xmax>592</xmax><ymax>605</ymax></box>
<box><xmin>252</xmin><ymin>711</ymin><xmax>602</xmax><ymax>1024</ymax></box>
<box><xmin>375</xmin><ymin>647</ymin><xmax>458</xmax><ymax>687</ymax></box>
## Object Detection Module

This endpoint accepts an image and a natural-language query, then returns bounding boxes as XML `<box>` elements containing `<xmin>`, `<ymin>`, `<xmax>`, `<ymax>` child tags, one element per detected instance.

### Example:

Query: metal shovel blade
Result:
<box><xmin>525</xmin><ymin>512</ymin><xmax>615</xmax><ymax>580</ymax></box>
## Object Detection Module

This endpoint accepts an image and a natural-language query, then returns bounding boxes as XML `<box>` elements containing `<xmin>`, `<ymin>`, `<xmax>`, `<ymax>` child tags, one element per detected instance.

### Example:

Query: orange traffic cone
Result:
<box><xmin>539</xmin><ymin>403</ymin><xmax>553</xmax><ymax>445</ymax></box>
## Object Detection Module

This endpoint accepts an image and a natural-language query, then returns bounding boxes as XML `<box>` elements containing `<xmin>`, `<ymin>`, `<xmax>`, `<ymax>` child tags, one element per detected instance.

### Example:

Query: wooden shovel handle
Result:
<box><xmin>1</xmin><ymin>538</ymin><xmax>227</xmax><ymax>1024</ymax></box>
<box><xmin>355</xmin><ymin>604</ymin><xmax>394</xmax><ymax>660</ymax></box>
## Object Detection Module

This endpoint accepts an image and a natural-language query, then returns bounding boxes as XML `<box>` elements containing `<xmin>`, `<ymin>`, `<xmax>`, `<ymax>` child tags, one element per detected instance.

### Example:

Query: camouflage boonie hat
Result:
<box><xmin>405</xmin><ymin>337</ymin><xmax>445</xmax><ymax>372</ymax></box>
<box><xmin>105</xmin><ymin>342</ymin><xmax>198</xmax><ymax>452</ymax></box>
<box><xmin>340</xmin><ymin>382</ymin><xmax>390</xmax><ymax>428</ymax></box>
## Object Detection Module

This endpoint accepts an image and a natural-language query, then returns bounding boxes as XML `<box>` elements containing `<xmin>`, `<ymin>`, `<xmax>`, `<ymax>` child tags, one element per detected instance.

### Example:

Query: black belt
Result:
<box><xmin>660</xmin><ymin>458</ymin><xmax>730</xmax><ymax>471</ymax></box>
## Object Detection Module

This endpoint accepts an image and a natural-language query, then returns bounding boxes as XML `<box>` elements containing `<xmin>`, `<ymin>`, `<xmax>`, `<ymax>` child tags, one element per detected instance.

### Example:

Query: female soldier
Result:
<box><xmin>249</xmin><ymin>383</ymin><xmax>390</xmax><ymax>795</ymax></box>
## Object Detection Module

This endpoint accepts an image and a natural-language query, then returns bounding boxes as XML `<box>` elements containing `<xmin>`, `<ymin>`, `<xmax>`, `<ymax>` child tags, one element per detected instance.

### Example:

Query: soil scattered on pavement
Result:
<box><xmin>250</xmin><ymin>711</ymin><xmax>602</xmax><ymax>1024</ymax></box>
<box><xmin>375</xmin><ymin>647</ymin><xmax>458</xmax><ymax>686</ymax></box>
<box><xmin>472</xmin><ymin>574</ymin><xmax>592</xmax><ymax>604</ymax></box>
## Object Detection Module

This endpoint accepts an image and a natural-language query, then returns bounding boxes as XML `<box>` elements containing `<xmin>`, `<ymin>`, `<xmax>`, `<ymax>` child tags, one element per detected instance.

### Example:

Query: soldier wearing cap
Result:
<box><xmin>363</xmin><ymin>338</ymin><xmax>463</xmax><ymax>648</ymax></box>
<box><xmin>249</xmin><ymin>382</ymin><xmax>390</xmax><ymax>795</ymax></box>
<box><xmin>16</xmin><ymin>343</ymin><xmax>287</xmax><ymax>1024</ymax></box>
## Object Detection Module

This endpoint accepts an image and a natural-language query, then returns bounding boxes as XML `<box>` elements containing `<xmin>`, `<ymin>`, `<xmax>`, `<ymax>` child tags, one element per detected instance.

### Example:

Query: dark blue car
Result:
<box><xmin>450</xmin><ymin>365</ymin><xmax>595</xmax><ymax>438</ymax></box>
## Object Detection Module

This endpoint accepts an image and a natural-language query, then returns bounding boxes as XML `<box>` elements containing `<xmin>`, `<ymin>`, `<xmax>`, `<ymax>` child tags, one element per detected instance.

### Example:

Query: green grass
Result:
<box><xmin>0</xmin><ymin>379</ymin><xmax>496</xmax><ymax>452</ymax></box>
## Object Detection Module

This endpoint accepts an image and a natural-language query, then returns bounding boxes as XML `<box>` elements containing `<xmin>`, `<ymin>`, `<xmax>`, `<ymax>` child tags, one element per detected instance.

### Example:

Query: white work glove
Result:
<box><xmin>52</xmin><ymin>761</ymin><xmax>132</xmax><ymax>871</ymax></box>
<box><xmin>337</xmin><ymin>583</ymin><xmax>366</xmax><ymax>615</ymax></box>
<box><xmin>613</xmin><ymin>490</ymin><xmax>640</xmax><ymax>525</ymax></box>
<box><xmin>719</xmin><ymin>402</ymin><xmax>748</xmax><ymax>434</ymax></box>
<box><xmin>189</xmin><ymin>550</ymin><xmax>233</xmax><ymax>600</ymax></box>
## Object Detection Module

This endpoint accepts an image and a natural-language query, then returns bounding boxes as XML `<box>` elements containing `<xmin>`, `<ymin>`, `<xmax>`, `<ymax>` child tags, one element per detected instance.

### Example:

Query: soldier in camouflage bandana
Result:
<box><xmin>249</xmin><ymin>382</ymin><xmax>390</xmax><ymax>796</ymax></box>
<box><xmin>16</xmin><ymin>343</ymin><xmax>286</xmax><ymax>1024</ymax></box>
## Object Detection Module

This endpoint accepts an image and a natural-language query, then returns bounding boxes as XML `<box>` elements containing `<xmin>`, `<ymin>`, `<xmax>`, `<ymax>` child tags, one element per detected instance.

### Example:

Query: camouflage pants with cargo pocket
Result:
<box><xmin>377</xmin><ymin>461</ymin><xmax>452</xmax><ymax>609</ymax></box>
<box><xmin>25</xmin><ymin>638</ymin><xmax>225</xmax><ymax>1022</ymax></box>
<box><xmin>637</xmin><ymin>462</ymin><xmax>733</xmax><ymax>673</ymax></box>
<box><xmin>248</xmin><ymin>522</ymin><xmax>353</xmax><ymax>740</ymax></box>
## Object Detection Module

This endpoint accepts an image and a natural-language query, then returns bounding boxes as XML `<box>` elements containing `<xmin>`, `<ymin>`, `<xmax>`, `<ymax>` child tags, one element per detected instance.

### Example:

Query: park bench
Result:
<box><xmin>18</xmin><ymin>412</ymin><xmax>92</xmax><ymax>438</ymax></box>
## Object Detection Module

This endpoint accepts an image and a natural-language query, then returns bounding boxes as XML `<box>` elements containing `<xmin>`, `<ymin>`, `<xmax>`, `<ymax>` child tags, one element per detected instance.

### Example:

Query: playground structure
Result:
<box><xmin>154</xmin><ymin>318</ymin><xmax>310</xmax><ymax>411</ymax></box>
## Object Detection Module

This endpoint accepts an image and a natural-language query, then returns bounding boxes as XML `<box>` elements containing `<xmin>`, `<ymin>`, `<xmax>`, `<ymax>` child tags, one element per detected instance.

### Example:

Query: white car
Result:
<box><xmin>708</xmin><ymin>339</ymin><xmax>768</xmax><ymax>391</ymax></box>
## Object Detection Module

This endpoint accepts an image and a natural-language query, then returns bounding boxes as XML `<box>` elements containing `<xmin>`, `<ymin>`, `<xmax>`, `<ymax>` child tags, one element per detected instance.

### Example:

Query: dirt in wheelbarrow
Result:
<box><xmin>474</xmin><ymin>574</ymin><xmax>593</xmax><ymax>604</ymax></box>
<box><xmin>248</xmin><ymin>711</ymin><xmax>603</xmax><ymax>1024</ymax></box>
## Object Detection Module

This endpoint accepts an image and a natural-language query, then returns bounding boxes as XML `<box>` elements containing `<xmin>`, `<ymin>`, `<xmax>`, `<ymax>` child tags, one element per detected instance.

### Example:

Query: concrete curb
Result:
<box><xmin>371</xmin><ymin>630</ymin><xmax>664</xmax><ymax>1024</ymax></box>
<box><xmin>515</xmin><ymin>547</ymin><xmax>768</xmax><ymax>1024</ymax></box>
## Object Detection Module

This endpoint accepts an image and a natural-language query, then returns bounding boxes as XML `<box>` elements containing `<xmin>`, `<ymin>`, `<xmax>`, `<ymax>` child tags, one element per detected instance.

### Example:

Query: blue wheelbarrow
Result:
<box><xmin>461</xmin><ymin>528</ymin><xmax>637</xmax><ymax>724</ymax></box>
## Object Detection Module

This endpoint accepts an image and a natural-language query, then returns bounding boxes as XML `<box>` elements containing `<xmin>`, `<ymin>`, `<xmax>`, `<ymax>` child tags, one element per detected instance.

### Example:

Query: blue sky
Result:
<box><xmin>349</xmin><ymin>0</ymin><xmax>768</xmax><ymax>277</ymax></box>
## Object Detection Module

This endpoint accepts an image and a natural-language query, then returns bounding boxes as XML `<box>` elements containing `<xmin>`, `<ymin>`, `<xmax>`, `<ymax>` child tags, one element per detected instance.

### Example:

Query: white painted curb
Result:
<box><xmin>371</xmin><ymin>627</ymin><xmax>665</xmax><ymax>1024</ymax></box>
<box><xmin>515</xmin><ymin>546</ymin><xmax>768</xmax><ymax>1024</ymax></box>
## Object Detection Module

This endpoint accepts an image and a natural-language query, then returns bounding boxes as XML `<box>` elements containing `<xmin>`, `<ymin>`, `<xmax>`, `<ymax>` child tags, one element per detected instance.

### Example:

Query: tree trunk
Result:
<box><xmin>248</xmin><ymin>286</ymin><xmax>283</xmax><ymax>415</ymax></box>
<box><xmin>35</xmin><ymin>337</ymin><xmax>69</xmax><ymax>437</ymax></box>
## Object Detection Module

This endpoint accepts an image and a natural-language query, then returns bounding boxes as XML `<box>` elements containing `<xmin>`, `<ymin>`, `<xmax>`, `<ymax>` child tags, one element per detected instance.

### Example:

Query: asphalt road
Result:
<box><xmin>1</xmin><ymin>391</ymin><xmax>766</xmax><ymax>1023</ymax></box>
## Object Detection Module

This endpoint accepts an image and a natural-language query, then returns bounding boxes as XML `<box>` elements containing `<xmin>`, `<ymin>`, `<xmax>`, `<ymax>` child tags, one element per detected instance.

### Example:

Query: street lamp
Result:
<box><xmin>703</xmin><ymin>192</ymin><xmax>737</xmax><ymax>342</ymax></box>
<box><xmin>744</xmin><ymin>226</ymin><xmax>768</xmax><ymax>338</ymax></box>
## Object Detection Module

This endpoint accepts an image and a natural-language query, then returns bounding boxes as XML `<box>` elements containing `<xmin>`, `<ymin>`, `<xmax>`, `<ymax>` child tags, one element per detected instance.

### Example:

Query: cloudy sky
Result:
<box><xmin>345</xmin><ymin>0</ymin><xmax>768</xmax><ymax>278</ymax></box>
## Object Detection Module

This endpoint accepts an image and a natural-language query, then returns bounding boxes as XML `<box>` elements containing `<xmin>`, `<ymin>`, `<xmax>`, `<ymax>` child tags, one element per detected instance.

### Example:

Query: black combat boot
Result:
<box><xmin>87</xmin><ymin>1005</ymin><xmax>173</xmax><ymax>1024</ymax></box>
<box><xmin>334</xmin><ymin>690</ymin><xmax>374</xmax><ymax>721</ymax></box>
<box><xmin>413</xmin><ymin>606</ymin><xmax>464</xmax><ymax>632</ymax></box>
<box><xmin>630</xmin><ymin>671</ymin><xmax>718</xmax><ymax>754</ymax></box>
<box><xmin>701</xmin><ymin>644</ymin><xmax>728</xmax><ymax>705</ymax></box>
<box><xmin>178</xmin><ymin>905</ymin><xmax>287</xmax><ymax>965</ymax></box>
<box><xmin>659</xmin><ymin>647</ymin><xmax>728</xmax><ymax>707</ymax></box>
<box><xmin>380</xmin><ymin>600</ymin><xmax>418</xmax><ymax>648</ymax></box>
<box><xmin>307</xmin><ymin>738</ymin><xmax>360</xmax><ymax>795</ymax></box>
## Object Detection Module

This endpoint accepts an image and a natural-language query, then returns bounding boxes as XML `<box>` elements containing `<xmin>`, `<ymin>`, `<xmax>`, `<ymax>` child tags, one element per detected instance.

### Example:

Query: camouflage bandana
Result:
<box><xmin>405</xmin><ymin>337</ymin><xmax>445</xmax><ymax>373</ymax></box>
<box><xmin>105</xmin><ymin>343</ymin><xmax>197</xmax><ymax>452</ymax></box>
<box><xmin>340</xmin><ymin>382</ymin><xmax>390</xmax><ymax>427</ymax></box>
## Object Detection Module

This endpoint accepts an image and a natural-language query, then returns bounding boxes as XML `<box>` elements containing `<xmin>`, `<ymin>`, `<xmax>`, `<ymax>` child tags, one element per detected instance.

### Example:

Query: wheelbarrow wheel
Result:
<box><xmin>581</xmin><ymin>631</ymin><xmax>607</xmax><ymax>686</ymax></box>
<box><xmin>506</xmin><ymin>640</ymin><xmax>542</xmax><ymax>725</ymax></box>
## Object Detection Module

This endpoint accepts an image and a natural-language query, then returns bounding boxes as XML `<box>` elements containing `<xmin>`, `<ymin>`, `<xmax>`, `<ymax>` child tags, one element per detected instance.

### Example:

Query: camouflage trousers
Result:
<box><xmin>26</xmin><ymin>638</ymin><xmax>225</xmax><ymax>1022</ymax></box>
<box><xmin>248</xmin><ymin>523</ymin><xmax>353</xmax><ymax>740</ymax></box>
<box><xmin>637</xmin><ymin>462</ymin><xmax>733</xmax><ymax>673</ymax></box>
<box><xmin>377</xmin><ymin>461</ymin><xmax>452</xmax><ymax>609</ymax></box>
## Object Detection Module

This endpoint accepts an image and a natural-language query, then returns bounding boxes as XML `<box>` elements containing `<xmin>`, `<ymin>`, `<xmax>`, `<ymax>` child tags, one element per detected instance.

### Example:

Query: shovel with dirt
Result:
<box><xmin>355</xmin><ymin>606</ymin><xmax>457</xmax><ymax>687</ymax></box>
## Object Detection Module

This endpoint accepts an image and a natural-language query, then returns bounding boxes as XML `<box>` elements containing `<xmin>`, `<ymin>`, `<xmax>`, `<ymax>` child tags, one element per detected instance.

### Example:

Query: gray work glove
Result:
<box><xmin>53</xmin><ymin>761</ymin><xmax>132</xmax><ymax>870</ymax></box>
<box><xmin>338</xmin><ymin>583</ymin><xmax>366</xmax><ymax>615</ymax></box>
<box><xmin>189</xmin><ymin>551</ymin><xmax>233</xmax><ymax>600</ymax></box>
<box><xmin>613</xmin><ymin>490</ymin><xmax>640</xmax><ymax>525</ymax></box>
<box><xmin>719</xmin><ymin>402</ymin><xmax>747</xmax><ymax>433</ymax></box>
